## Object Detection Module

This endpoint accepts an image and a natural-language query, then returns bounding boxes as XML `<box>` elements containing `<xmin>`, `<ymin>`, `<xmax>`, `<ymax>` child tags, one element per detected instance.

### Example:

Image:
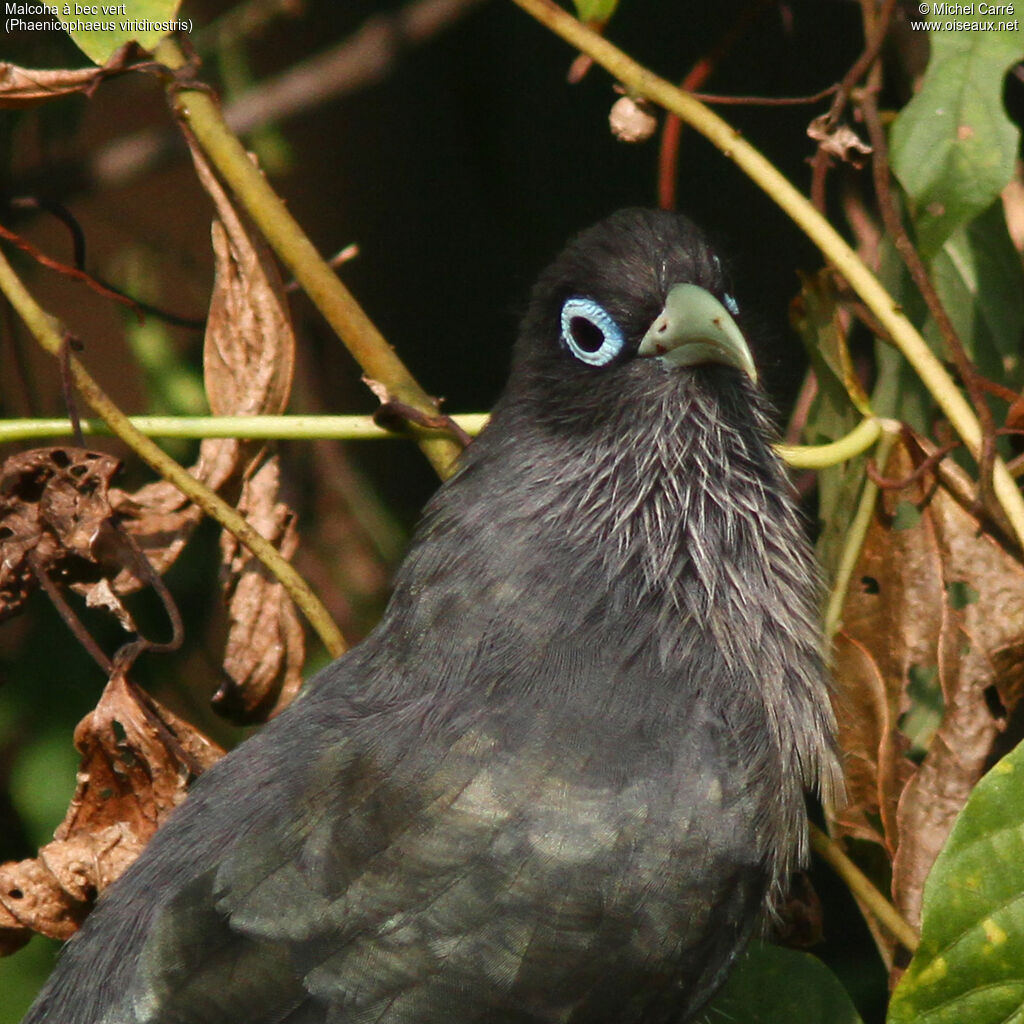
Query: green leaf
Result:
<box><xmin>570</xmin><ymin>0</ymin><xmax>618</xmax><ymax>24</ymax></box>
<box><xmin>872</xmin><ymin>237</ymin><xmax>935</xmax><ymax>434</ymax></box>
<box><xmin>793</xmin><ymin>270</ymin><xmax>872</xmax><ymax>420</ymax></box>
<box><xmin>871</xmin><ymin>199</ymin><xmax>1024</xmax><ymax>443</ymax></box>
<box><xmin>888</xmin><ymin>739</ymin><xmax>1024</xmax><ymax>1024</ymax></box>
<box><xmin>56</xmin><ymin>0</ymin><xmax>187</xmax><ymax>65</ymax></box>
<box><xmin>925</xmin><ymin>202</ymin><xmax>1024</xmax><ymax>387</ymax></box>
<box><xmin>791</xmin><ymin>271</ymin><xmax>870</xmax><ymax>580</ymax></box>
<box><xmin>889</xmin><ymin>16</ymin><xmax>1023</xmax><ymax>257</ymax></box>
<box><xmin>707</xmin><ymin>942</ymin><xmax>865</xmax><ymax>1024</ymax></box>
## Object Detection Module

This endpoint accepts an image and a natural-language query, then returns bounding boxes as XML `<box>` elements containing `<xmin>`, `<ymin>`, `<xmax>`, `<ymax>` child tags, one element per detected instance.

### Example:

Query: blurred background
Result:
<box><xmin>1</xmin><ymin>0</ymin><xmax>940</xmax><ymax>1016</ymax></box>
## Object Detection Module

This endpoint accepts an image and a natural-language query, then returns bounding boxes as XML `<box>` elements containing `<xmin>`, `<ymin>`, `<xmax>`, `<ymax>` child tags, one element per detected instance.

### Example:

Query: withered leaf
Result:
<box><xmin>0</xmin><ymin>46</ymin><xmax>138</xmax><ymax>108</ymax></box>
<box><xmin>0</xmin><ymin>668</ymin><xmax>223</xmax><ymax>949</ymax></box>
<box><xmin>103</xmin><ymin>147</ymin><xmax>297</xmax><ymax>591</ymax></box>
<box><xmin>101</xmin><ymin>139</ymin><xmax>297</xmax><ymax>596</ymax></box>
<box><xmin>104</xmin><ymin>442</ymin><xmax>235</xmax><ymax>592</ymax></box>
<box><xmin>213</xmin><ymin>455</ymin><xmax>305</xmax><ymax>724</ymax></box>
<box><xmin>0</xmin><ymin>447</ymin><xmax>122</xmax><ymax>622</ymax></box>
<box><xmin>0</xmin><ymin>446</ymin><xmax>184</xmax><ymax>663</ymax></box>
<box><xmin>807</xmin><ymin>114</ymin><xmax>873</xmax><ymax>167</ymax></box>
<box><xmin>83</xmin><ymin>577</ymin><xmax>138</xmax><ymax>633</ymax></box>
<box><xmin>190</xmin><ymin>139</ymin><xmax>295</xmax><ymax>420</ymax></box>
<box><xmin>186</xmin><ymin>135</ymin><xmax>305</xmax><ymax>720</ymax></box>
<box><xmin>832</xmin><ymin>436</ymin><xmax>1024</xmax><ymax>946</ymax></box>
<box><xmin>0</xmin><ymin>63</ymin><xmax>110</xmax><ymax>108</ymax></box>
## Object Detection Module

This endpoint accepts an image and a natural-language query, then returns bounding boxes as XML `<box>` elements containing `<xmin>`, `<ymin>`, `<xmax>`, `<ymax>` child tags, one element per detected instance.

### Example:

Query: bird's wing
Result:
<box><xmin>116</xmin><ymin>695</ymin><xmax>765</xmax><ymax>1024</ymax></box>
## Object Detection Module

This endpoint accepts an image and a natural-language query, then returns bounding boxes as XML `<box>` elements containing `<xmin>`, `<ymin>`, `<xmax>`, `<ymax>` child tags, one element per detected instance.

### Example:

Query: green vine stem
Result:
<box><xmin>0</xmin><ymin>246</ymin><xmax>346</xmax><ymax>660</ymax></box>
<box><xmin>810</xmin><ymin>823</ymin><xmax>919</xmax><ymax>953</ymax></box>
<box><xmin>824</xmin><ymin>425</ymin><xmax>899</xmax><ymax>638</ymax></box>
<box><xmin>153</xmin><ymin>37</ymin><xmax>463</xmax><ymax>480</ymax></box>
<box><xmin>777</xmin><ymin>416</ymin><xmax>883</xmax><ymax>470</ymax></box>
<box><xmin>3</xmin><ymin>413</ymin><xmax>883</xmax><ymax>470</ymax></box>
<box><xmin>0</xmin><ymin>414</ymin><xmax>490</xmax><ymax>444</ymax></box>
<box><xmin>508</xmin><ymin>0</ymin><xmax>1024</xmax><ymax>553</ymax></box>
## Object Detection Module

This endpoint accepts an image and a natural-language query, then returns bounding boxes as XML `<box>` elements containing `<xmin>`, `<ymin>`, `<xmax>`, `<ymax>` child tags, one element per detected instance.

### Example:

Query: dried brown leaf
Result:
<box><xmin>0</xmin><ymin>448</ymin><xmax>123</xmax><ymax>621</ymax></box>
<box><xmin>99</xmin><ymin>142</ymin><xmax>297</xmax><ymax>594</ymax></box>
<box><xmin>104</xmin><ymin>437</ymin><xmax>241</xmax><ymax>592</ymax></box>
<box><xmin>0</xmin><ymin>63</ymin><xmax>109</xmax><ymax>108</ymax></box>
<box><xmin>808</xmin><ymin>114</ymin><xmax>873</xmax><ymax>167</ymax></box>
<box><xmin>213</xmin><ymin>456</ymin><xmax>305</xmax><ymax>723</ymax></box>
<box><xmin>832</xmin><ymin>630</ymin><xmax>913</xmax><ymax>851</ymax></box>
<box><xmin>0</xmin><ymin>45</ymin><xmax>138</xmax><ymax>108</ymax></box>
<box><xmin>0</xmin><ymin>447</ymin><xmax>187</xmax><ymax>666</ymax></box>
<box><xmin>0</xmin><ymin>669</ymin><xmax>223</xmax><ymax>948</ymax></box>
<box><xmin>185</xmin><ymin>137</ymin><xmax>304</xmax><ymax>720</ymax></box>
<box><xmin>832</xmin><ymin>436</ymin><xmax>1024</xmax><ymax>942</ymax></box>
<box><xmin>83</xmin><ymin>578</ymin><xmax>138</xmax><ymax>633</ymax></box>
<box><xmin>190</xmin><ymin>139</ymin><xmax>295</xmax><ymax>419</ymax></box>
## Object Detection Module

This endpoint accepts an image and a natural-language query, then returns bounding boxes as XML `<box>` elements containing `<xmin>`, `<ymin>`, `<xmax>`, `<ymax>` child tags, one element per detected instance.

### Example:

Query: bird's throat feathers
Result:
<box><xmin>376</xmin><ymin>370</ymin><xmax>825</xmax><ymax>747</ymax></box>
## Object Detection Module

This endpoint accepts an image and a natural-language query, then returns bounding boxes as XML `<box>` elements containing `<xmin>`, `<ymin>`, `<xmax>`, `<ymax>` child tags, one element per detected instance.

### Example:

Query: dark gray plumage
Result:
<box><xmin>23</xmin><ymin>208</ymin><xmax>838</xmax><ymax>1024</ymax></box>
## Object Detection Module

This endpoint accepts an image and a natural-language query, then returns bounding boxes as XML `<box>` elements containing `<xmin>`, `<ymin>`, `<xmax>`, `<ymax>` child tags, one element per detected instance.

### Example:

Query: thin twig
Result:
<box><xmin>825</xmin><ymin>0</ymin><xmax>897</xmax><ymax>129</ymax></box>
<box><xmin>691</xmin><ymin>85</ymin><xmax>838</xmax><ymax>107</ymax></box>
<box><xmin>1</xmin><ymin>212</ymin><xmax>199</xmax><ymax>326</ymax></box>
<box><xmin>1</xmin><ymin>413</ymin><xmax>880</xmax><ymax>471</ymax></box>
<box><xmin>10</xmin><ymin>196</ymin><xmax>87</xmax><ymax>267</ymax></box>
<box><xmin>0</xmin><ymin>414</ymin><xmax>489</xmax><ymax>444</ymax></box>
<box><xmin>0</xmin><ymin>219</ymin><xmax>142</xmax><ymax>320</ymax></box>
<box><xmin>866</xmin><ymin>440</ymin><xmax>958</xmax><ymax>491</ymax></box>
<box><xmin>809</xmin><ymin>148</ymin><xmax>829</xmax><ymax>215</ymax></box>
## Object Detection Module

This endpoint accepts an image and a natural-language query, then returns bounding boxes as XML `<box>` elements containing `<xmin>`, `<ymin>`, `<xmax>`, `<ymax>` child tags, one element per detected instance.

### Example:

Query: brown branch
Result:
<box><xmin>28</xmin><ymin>554</ymin><xmax>113</xmax><ymax>675</ymax></box>
<box><xmin>826</xmin><ymin>0</ymin><xmax>898</xmax><ymax>128</ymax></box>
<box><xmin>657</xmin><ymin>0</ymin><xmax>772</xmax><ymax>210</ymax></box>
<box><xmin>691</xmin><ymin>85</ymin><xmax>838</xmax><ymax>107</ymax></box>
<box><xmin>866</xmin><ymin>441</ymin><xmax>959</xmax><ymax>491</ymax></box>
<box><xmin>59</xmin><ymin>335</ymin><xmax>85</xmax><ymax>448</ymax></box>
<box><xmin>0</xmin><ymin>220</ymin><xmax>142</xmax><ymax>320</ymax></box>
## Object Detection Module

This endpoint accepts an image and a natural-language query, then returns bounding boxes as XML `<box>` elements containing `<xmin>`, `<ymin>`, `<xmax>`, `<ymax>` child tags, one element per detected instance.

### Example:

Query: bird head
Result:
<box><xmin>501</xmin><ymin>208</ymin><xmax>759</xmax><ymax>437</ymax></box>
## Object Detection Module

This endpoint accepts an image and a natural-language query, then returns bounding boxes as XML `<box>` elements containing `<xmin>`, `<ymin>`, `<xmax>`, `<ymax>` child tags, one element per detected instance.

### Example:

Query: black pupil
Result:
<box><xmin>569</xmin><ymin>316</ymin><xmax>606</xmax><ymax>353</ymax></box>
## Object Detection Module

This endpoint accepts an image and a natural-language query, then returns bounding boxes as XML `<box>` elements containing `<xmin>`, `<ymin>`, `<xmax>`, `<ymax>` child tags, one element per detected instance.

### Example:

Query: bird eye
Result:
<box><xmin>560</xmin><ymin>298</ymin><xmax>626</xmax><ymax>366</ymax></box>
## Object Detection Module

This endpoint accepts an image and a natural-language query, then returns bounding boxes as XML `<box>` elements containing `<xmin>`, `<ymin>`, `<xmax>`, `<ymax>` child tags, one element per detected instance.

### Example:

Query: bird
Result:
<box><xmin>23</xmin><ymin>208</ymin><xmax>838</xmax><ymax>1024</ymax></box>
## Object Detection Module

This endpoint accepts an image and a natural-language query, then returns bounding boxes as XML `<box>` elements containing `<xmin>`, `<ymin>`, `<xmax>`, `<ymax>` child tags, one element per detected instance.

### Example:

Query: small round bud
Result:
<box><xmin>609</xmin><ymin>96</ymin><xmax>657</xmax><ymax>143</ymax></box>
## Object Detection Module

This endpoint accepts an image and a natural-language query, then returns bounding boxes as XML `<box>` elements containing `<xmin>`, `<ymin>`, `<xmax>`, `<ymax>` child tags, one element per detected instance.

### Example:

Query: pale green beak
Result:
<box><xmin>637</xmin><ymin>283</ymin><xmax>757</xmax><ymax>383</ymax></box>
